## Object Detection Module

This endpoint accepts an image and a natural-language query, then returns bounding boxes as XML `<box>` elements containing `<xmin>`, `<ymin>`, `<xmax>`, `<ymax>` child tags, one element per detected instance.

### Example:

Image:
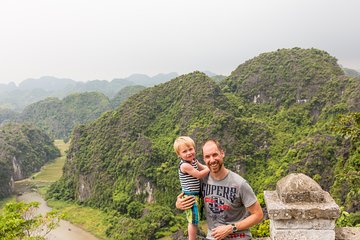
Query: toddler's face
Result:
<box><xmin>178</xmin><ymin>144</ymin><xmax>195</xmax><ymax>162</ymax></box>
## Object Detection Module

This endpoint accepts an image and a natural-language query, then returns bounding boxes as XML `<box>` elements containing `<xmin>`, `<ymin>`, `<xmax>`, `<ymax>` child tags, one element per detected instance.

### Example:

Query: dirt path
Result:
<box><xmin>17</xmin><ymin>191</ymin><xmax>99</xmax><ymax>240</ymax></box>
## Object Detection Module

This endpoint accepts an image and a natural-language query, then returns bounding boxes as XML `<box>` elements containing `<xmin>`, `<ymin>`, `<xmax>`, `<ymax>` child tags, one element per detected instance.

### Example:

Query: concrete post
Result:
<box><xmin>264</xmin><ymin>173</ymin><xmax>340</xmax><ymax>240</ymax></box>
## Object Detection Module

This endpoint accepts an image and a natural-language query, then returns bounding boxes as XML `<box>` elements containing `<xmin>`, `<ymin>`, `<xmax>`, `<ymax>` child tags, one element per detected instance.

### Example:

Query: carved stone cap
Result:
<box><xmin>264</xmin><ymin>190</ymin><xmax>340</xmax><ymax>220</ymax></box>
<box><xmin>276</xmin><ymin>173</ymin><xmax>325</xmax><ymax>203</ymax></box>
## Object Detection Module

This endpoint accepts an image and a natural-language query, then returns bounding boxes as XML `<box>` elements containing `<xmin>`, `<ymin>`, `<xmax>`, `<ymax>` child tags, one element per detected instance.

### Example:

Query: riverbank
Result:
<box><xmin>17</xmin><ymin>191</ymin><xmax>99</xmax><ymax>240</ymax></box>
<box><xmin>10</xmin><ymin>140</ymin><xmax>105</xmax><ymax>240</ymax></box>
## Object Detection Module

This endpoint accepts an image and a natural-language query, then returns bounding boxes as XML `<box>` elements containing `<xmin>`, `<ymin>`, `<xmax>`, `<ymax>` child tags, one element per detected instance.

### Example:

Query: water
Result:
<box><xmin>17</xmin><ymin>191</ymin><xmax>100</xmax><ymax>240</ymax></box>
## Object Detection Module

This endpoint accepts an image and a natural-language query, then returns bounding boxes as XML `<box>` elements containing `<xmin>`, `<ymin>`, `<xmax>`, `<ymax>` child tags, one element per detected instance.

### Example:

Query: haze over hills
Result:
<box><xmin>0</xmin><ymin>72</ymin><xmax>179</xmax><ymax>110</ymax></box>
<box><xmin>0</xmin><ymin>86</ymin><xmax>154</xmax><ymax>140</ymax></box>
<box><xmin>45</xmin><ymin>48</ymin><xmax>359</xmax><ymax>238</ymax></box>
<box><xmin>0</xmin><ymin>67</ymin><xmax>357</xmax><ymax>112</ymax></box>
<box><xmin>343</xmin><ymin>67</ymin><xmax>360</xmax><ymax>77</ymax></box>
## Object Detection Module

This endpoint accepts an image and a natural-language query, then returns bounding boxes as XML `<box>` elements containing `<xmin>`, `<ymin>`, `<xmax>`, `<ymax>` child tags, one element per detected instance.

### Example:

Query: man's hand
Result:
<box><xmin>175</xmin><ymin>192</ymin><xmax>195</xmax><ymax>210</ymax></box>
<box><xmin>211</xmin><ymin>224</ymin><xmax>232</xmax><ymax>240</ymax></box>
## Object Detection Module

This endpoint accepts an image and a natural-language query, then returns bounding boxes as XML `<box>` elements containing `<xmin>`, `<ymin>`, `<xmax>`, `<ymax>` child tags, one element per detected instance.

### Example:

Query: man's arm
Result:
<box><xmin>210</xmin><ymin>201</ymin><xmax>263</xmax><ymax>240</ymax></box>
<box><xmin>175</xmin><ymin>192</ymin><xmax>196</xmax><ymax>210</ymax></box>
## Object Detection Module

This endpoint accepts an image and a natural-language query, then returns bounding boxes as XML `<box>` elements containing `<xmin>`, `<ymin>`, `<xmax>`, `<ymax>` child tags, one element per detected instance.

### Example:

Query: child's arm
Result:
<box><xmin>197</xmin><ymin>161</ymin><xmax>207</xmax><ymax>171</ymax></box>
<box><xmin>181</xmin><ymin>162</ymin><xmax>209</xmax><ymax>179</ymax></box>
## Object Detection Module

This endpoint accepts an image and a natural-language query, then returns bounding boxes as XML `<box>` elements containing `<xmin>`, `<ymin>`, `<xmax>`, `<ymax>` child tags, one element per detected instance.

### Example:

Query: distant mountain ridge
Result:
<box><xmin>343</xmin><ymin>68</ymin><xmax>360</xmax><ymax>77</ymax></box>
<box><xmin>18</xmin><ymin>76</ymin><xmax>76</xmax><ymax>91</ymax></box>
<box><xmin>0</xmin><ymin>72</ymin><xmax>179</xmax><ymax>110</ymax></box>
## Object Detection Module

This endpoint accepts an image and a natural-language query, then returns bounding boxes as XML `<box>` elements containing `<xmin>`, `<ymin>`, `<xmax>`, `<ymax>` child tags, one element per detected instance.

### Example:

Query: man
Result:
<box><xmin>176</xmin><ymin>139</ymin><xmax>263</xmax><ymax>240</ymax></box>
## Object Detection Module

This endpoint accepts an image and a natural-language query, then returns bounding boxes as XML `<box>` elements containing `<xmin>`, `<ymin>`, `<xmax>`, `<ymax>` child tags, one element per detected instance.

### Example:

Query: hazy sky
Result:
<box><xmin>0</xmin><ymin>0</ymin><xmax>359</xmax><ymax>85</ymax></box>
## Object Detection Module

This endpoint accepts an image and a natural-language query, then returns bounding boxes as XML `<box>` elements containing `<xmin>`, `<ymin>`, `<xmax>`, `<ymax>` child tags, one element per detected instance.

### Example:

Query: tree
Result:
<box><xmin>0</xmin><ymin>201</ymin><xmax>62</xmax><ymax>240</ymax></box>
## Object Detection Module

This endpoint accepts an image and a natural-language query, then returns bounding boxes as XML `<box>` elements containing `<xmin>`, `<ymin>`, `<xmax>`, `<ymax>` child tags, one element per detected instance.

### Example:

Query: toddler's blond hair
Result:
<box><xmin>173</xmin><ymin>136</ymin><xmax>195</xmax><ymax>156</ymax></box>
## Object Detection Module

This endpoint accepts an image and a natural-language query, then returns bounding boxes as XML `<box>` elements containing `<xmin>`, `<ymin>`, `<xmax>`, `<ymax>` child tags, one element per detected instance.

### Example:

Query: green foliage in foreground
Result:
<box><xmin>0</xmin><ymin>197</ymin><xmax>16</xmax><ymax>210</ymax></box>
<box><xmin>0</xmin><ymin>201</ymin><xmax>62</xmax><ymax>240</ymax></box>
<box><xmin>336</xmin><ymin>208</ymin><xmax>360</xmax><ymax>227</ymax></box>
<box><xmin>250</xmin><ymin>219</ymin><xmax>270</xmax><ymax>237</ymax></box>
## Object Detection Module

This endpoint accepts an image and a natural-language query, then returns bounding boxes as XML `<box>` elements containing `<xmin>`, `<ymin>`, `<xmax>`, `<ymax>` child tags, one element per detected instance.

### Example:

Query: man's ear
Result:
<box><xmin>221</xmin><ymin>150</ymin><xmax>225</xmax><ymax>158</ymax></box>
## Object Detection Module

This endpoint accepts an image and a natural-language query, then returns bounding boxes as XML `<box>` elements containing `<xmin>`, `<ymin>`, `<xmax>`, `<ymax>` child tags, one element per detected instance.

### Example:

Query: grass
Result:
<box><xmin>8</xmin><ymin>140</ymin><xmax>69</xmax><ymax>198</ymax></box>
<box><xmin>32</xmin><ymin>139</ymin><xmax>69</xmax><ymax>183</ymax></box>
<box><xmin>47</xmin><ymin>200</ymin><xmax>110</xmax><ymax>239</ymax></box>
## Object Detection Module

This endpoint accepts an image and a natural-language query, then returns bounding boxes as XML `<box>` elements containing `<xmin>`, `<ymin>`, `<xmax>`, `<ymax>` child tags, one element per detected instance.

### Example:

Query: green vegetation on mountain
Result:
<box><xmin>19</xmin><ymin>92</ymin><xmax>112</xmax><ymax>140</ymax></box>
<box><xmin>211</xmin><ymin>75</ymin><xmax>227</xmax><ymax>83</ymax></box>
<box><xmin>0</xmin><ymin>123</ymin><xmax>60</xmax><ymax>198</ymax></box>
<box><xmin>111</xmin><ymin>85</ymin><xmax>146</xmax><ymax>108</ymax></box>
<box><xmin>221</xmin><ymin>48</ymin><xmax>345</xmax><ymax>107</ymax></box>
<box><xmin>0</xmin><ymin>108</ymin><xmax>18</xmax><ymax>124</ymax></box>
<box><xmin>47</xmin><ymin>48</ymin><xmax>359</xmax><ymax>238</ymax></box>
<box><xmin>218</xmin><ymin>49</ymin><xmax>359</xmax><ymax>213</ymax></box>
<box><xmin>0</xmin><ymin>86</ymin><xmax>149</xmax><ymax>141</ymax></box>
<box><xmin>331</xmin><ymin>112</ymin><xmax>360</xmax><ymax>213</ymax></box>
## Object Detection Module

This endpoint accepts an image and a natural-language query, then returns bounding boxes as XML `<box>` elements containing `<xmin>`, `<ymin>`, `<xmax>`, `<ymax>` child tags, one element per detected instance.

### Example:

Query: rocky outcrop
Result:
<box><xmin>135</xmin><ymin>179</ymin><xmax>154</xmax><ymax>203</ymax></box>
<box><xmin>12</xmin><ymin>156</ymin><xmax>23</xmax><ymax>180</ymax></box>
<box><xmin>78</xmin><ymin>174</ymin><xmax>96</xmax><ymax>202</ymax></box>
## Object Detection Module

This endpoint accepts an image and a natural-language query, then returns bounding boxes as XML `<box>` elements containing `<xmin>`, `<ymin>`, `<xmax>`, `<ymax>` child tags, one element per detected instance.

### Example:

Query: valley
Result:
<box><xmin>11</xmin><ymin>140</ymin><xmax>102</xmax><ymax>240</ymax></box>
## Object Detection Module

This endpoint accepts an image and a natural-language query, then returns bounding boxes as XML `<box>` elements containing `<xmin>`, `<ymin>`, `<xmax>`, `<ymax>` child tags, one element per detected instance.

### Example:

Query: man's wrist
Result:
<box><xmin>231</xmin><ymin>223</ymin><xmax>237</xmax><ymax>233</ymax></box>
<box><xmin>226</xmin><ymin>224</ymin><xmax>233</xmax><ymax>235</ymax></box>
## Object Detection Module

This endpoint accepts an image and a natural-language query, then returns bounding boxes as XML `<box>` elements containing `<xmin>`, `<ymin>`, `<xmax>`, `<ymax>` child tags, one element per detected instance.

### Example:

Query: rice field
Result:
<box><xmin>32</xmin><ymin>139</ymin><xmax>69</xmax><ymax>183</ymax></box>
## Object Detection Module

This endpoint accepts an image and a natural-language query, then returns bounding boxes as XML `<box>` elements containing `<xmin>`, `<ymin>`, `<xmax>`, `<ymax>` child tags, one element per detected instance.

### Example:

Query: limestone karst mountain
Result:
<box><xmin>19</xmin><ymin>92</ymin><xmax>112</xmax><ymax>140</ymax></box>
<box><xmin>0</xmin><ymin>123</ymin><xmax>60</xmax><ymax>198</ymax></box>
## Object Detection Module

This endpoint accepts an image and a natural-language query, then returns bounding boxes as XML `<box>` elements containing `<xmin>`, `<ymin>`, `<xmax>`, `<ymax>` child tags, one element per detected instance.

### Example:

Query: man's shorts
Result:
<box><xmin>183</xmin><ymin>192</ymin><xmax>201</xmax><ymax>225</ymax></box>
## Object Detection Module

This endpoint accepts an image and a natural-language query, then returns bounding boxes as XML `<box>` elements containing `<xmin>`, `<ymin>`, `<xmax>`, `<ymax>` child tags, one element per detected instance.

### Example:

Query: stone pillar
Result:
<box><xmin>264</xmin><ymin>173</ymin><xmax>340</xmax><ymax>240</ymax></box>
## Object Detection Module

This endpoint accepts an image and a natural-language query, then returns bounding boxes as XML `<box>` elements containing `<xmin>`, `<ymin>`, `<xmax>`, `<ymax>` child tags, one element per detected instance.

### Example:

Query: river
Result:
<box><xmin>12</xmin><ymin>139</ymin><xmax>101</xmax><ymax>239</ymax></box>
<box><xmin>16</xmin><ymin>188</ymin><xmax>100</xmax><ymax>240</ymax></box>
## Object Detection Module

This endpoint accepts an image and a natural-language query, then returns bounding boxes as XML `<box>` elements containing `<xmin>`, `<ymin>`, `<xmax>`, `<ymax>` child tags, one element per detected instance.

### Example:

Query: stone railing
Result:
<box><xmin>263</xmin><ymin>173</ymin><xmax>359</xmax><ymax>240</ymax></box>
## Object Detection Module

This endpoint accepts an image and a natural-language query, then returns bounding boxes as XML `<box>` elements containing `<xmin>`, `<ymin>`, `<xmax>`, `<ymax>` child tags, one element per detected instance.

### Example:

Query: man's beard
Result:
<box><xmin>208</xmin><ymin>161</ymin><xmax>223</xmax><ymax>173</ymax></box>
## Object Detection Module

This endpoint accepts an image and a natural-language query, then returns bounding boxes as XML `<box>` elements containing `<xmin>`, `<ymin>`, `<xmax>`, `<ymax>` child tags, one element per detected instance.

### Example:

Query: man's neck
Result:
<box><xmin>210</xmin><ymin>167</ymin><xmax>229</xmax><ymax>181</ymax></box>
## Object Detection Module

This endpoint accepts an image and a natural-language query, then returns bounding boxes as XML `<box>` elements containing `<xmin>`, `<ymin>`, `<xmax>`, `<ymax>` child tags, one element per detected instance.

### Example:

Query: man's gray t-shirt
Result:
<box><xmin>201</xmin><ymin>171</ymin><xmax>257</xmax><ymax>240</ymax></box>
